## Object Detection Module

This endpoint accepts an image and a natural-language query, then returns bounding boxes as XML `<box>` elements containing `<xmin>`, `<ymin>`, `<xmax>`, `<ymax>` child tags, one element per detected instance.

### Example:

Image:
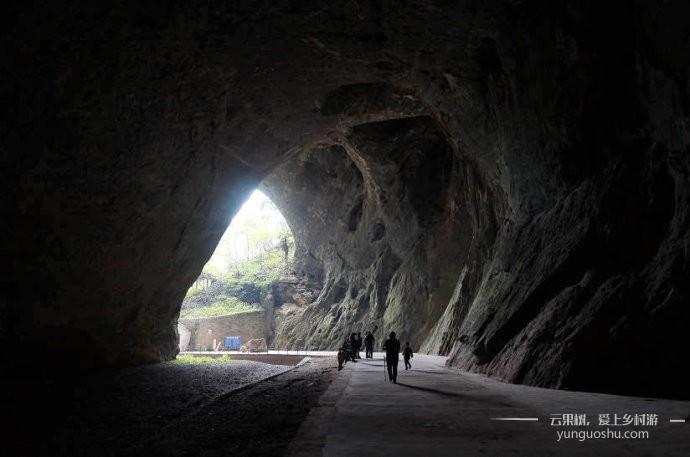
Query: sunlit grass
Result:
<box><xmin>223</xmin><ymin>247</ymin><xmax>288</xmax><ymax>287</ymax></box>
<box><xmin>174</xmin><ymin>354</ymin><xmax>231</xmax><ymax>364</ymax></box>
<box><xmin>179</xmin><ymin>298</ymin><xmax>260</xmax><ymax>318</ymax></box>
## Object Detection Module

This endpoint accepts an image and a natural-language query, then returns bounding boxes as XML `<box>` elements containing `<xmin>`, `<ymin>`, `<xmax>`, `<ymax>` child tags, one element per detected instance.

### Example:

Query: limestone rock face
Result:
<box><xmin>263</xmin><ymin>117</ymin><xmax>490</xmax><ymax>351</ymax></box>
<box><xmin>1</xmin><ymin>1</ymin><xmax>689</xmax><ymax>398</ymax></box>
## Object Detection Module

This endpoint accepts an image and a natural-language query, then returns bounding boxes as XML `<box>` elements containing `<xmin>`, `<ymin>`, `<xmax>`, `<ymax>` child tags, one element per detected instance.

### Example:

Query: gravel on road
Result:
<box><xmin>5</xmin><ymin>356</ymin><xmax>337</xmax><ymax>457</ymax></box>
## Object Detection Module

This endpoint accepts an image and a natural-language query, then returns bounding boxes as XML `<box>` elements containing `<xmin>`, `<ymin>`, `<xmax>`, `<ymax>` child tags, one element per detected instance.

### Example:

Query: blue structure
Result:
<box><xmin>224</xmin><ymin>336</ymin><xmax>242</xmax><ymax>350</ymax></box>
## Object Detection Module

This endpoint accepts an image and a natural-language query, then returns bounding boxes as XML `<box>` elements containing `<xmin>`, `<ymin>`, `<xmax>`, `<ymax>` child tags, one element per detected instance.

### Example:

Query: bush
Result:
<box><xmin>179</xmin><ymin>297</ymin><xmax>259</xmax><ymax>318</ymax></box>
<box><xmin>225</xmin><ymin>246</ymin><xmax>286</xmax><ymax>287</ymax></box>
<box><xmin>182</xmin><ymin>245</ymin><xmax>290</xmax><ymax>312</ymax></box>
<box><xmin>174</xmin><ymin>354</ymin><xmax>231</xmax><ymax>364</ymax></box>
<box><xmin>226</xmin><ymin>282</ymin><xmax>263</xmax><ymax>304</ymax></box>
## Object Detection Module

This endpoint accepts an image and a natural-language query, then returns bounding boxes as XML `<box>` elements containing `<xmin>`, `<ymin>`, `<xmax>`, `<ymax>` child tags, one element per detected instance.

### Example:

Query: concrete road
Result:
<box><xmin>288</xmin><ymin>354</ymin><xmax>690</xmax><ymax>456</ymax></box>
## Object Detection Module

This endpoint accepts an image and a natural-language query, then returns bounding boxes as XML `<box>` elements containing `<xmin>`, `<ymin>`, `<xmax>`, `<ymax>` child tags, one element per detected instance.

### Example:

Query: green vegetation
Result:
<box><xmin>184</xmin><ymin>286</ymin><xmax>205</xmax><ymax>299</ymax></box>
<box><xmin>224</xmin><ymin>244</ymin><xmax>290</xmax><ymax>288</ymax></box>
<box><xmin>181</xmin><ymin>244</ymin><xmax>292</xmax><ymax>317</ymax></box>
<box><xmin>174</xmin><ymin>354</ymin><xmax>231</xmax><ymax>364</ymax></box>
<box><xmin>181</xmin><ymin>190</ymin><xmax>295</xmax><ymax>318</ymax></box>
<box><xmin>179</xmin><ymin>296</ymin><xmax>260</xmax><ymax>318</ymax></box>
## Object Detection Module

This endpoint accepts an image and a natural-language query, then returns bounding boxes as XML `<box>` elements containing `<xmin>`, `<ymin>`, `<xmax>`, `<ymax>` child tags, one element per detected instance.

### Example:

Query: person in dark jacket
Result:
<box><xmin>355</xmin><ymin>332</ymin><xmax>363</xmax><ymax>359</ymax></box>
<box><xmin>403</xmin><ymin>342</ymin><xmax>413</xmax><ymax>370</ymax></box>
<box><xmin>338</xmin><ymin>338</ymin><xmax>350</xmax><ymax>370</ymax></box>
<box><xmin>349</xmin><ymin>333</ymin><xmax>358</xmax><ymax>361</ymax></box>
<box><xmin>383</xmin><ymin>331</ymin><xmax>401</xmax><ymax>383</ymax></box>
<box><xmin>364</xmin><ymin>331</ymin><xmax>374</xmax><ymax>358</ymax></box>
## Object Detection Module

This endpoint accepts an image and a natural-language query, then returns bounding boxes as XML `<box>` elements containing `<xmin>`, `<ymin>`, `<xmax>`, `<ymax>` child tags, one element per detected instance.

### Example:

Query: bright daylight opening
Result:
<box><xmin>178</xmin><ymin>190</ymin><xmax>294</xmax><ymax>352</ymax></box>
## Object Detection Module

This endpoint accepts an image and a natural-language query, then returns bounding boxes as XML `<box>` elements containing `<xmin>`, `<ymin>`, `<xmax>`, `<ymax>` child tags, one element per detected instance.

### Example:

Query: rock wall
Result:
<box><xmin>263</xmin><ymin>116</ymin><xmax>493</xmax><ymax>350</ymax></box>
<box><xmin>261</xmin><ymin>0</ymin><xmax>690</xmax><ymax>398</ymax></box>
<box><xmin>1</xmin><ymin>1</ymin><xmax>688</xmax><ymax>398</ymax></box>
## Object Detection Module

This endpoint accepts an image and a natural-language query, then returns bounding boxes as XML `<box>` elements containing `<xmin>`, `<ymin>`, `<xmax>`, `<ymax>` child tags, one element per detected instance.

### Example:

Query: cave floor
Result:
<box><xmin>5</xmin><ymin>357</ymin><xmax>337</xmax><ymax>457</ymax></box>
<box><xmin>287</xmin><ymin>354</ymin><xmax>690</xmax><ymax>457</ymax></box>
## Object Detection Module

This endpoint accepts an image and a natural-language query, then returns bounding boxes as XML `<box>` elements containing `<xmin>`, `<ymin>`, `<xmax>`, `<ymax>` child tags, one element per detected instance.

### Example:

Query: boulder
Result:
<box><xmin>245</xmin><ymin>338</ymin><xmax>268</xmax><ymax>353</ymax></box>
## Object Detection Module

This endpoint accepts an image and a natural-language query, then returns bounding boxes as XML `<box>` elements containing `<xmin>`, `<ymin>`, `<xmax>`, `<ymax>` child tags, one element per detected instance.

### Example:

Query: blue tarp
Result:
<box><xmin>224</xmin><ymin>336</ymin><xmax>242</xmax><ymax>350</ymax></box>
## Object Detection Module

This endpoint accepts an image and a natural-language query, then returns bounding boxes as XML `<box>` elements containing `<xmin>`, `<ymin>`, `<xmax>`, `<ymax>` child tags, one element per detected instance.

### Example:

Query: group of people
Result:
<box><xmin>343</xmin><ymin>330</ymin><xmax>376</xmax><ymax>361</ymax></box>
<box><xmin>340</xmin><ymin>329</ymin><xmax>414</xmax><ymax>383</ymax></box>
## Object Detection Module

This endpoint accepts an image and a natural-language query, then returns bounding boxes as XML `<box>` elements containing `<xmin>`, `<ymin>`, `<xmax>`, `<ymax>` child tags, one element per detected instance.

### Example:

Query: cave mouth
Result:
<box><xmin>3</xmin><ymin>2</ymin><xmax>690</xmax><ymax>455</ymax></box>
<box><xmin>178</xmin><ymin>190</ymin><xmax>295</xmax><ymax>352</ymax></box>
<box><xmin>0</xmin><ymin>1</ymin><xmax>687</xmax><ymax>407</ymax></box>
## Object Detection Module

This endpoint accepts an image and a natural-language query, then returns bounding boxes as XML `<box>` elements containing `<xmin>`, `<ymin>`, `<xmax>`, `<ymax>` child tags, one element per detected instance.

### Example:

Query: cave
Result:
<box><xmin>2</xmin><ymin>1</ymin><xmax>689</xmax><ymax>455</ymax></box>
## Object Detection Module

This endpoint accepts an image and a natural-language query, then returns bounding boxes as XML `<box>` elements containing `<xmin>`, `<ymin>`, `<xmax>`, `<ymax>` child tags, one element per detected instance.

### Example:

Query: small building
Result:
<box><xmin>179</xmin><ymin>309</ymin><xmax>272</xmax><ymax>351</ymax></box>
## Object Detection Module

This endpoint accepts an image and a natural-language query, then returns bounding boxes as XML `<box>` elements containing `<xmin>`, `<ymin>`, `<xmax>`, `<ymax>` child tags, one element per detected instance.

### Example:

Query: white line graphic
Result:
<box><xmin>490</xmin><ymin>417</ymin><xmax>539</xmax><ymax>421</ymax></box>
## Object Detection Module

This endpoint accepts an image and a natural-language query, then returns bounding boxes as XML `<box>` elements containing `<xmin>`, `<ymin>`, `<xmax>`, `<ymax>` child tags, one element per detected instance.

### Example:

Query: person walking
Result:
<box><xmin>364</xmin><ymin>331</ymin><xmax>374</xmax><ymax>358</ymax></box>
<box><xmin>349</xmin><ymin>332</ymin><xmax>358</xmax><ymax>362</ymax></box>
<box><xmin>383</xmin><ymin>331</ymin><xmax>401</xmax><ymax>383</ymax></box>
<box><xmin>403</xmin><ymin>342</ymin><xmax>413</xmax><ymax>370</ymax></box>
<box><xmin>355</xmin><ymin>332</ymin><xmax>363</xmax><ymax>359</ymax></box>
<box><xmin>338</xmin><ymin>338</ymin><xmax>351</xmax><ymax>370</ymax></box>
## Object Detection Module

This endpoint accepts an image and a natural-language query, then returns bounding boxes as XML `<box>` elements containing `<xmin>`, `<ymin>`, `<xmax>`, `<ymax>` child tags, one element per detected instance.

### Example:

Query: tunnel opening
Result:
<box><xmin>178</xmin><ymin>190</ymin><xmax>297</xmax><ymax>353</ymax></box>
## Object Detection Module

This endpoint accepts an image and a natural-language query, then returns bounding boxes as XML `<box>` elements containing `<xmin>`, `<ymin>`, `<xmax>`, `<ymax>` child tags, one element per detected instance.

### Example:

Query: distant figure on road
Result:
<box><xmin>355</xmin><ymin>332</ymin><xmax>363</xmax><ymax>359</ymax></box>
<box><xmin>349</xmin><ymin>332</ymin><xmax>358</xmax><ymax>362</ymax></box>
<box><xmin>403</xmin><ymin>342</ymin><xmax>413</xmax><ymax>370</ymax></box>
<box><xmin>281</xmin><ymin>237</ymin><xmax>289</xmax><ymax>262</ymax></box>
<box><xmin>337</xmin><ymin>339</ymin><xmax>350</xmax><ymax>370</ymax></box>
<box><xmin>383</xmin><ymin>331</ymin><xmax>401</xmax><ymax>383</ymax></box>
<box><xmin>364</xmin><ymin>331</ymin><xmax>374</xmax><ymax>358</ymax></box>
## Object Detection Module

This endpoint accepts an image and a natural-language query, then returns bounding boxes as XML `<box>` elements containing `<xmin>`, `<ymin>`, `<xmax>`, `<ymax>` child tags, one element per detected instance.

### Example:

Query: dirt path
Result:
<box><xmin>129</xmin><ymin>357</ymin><xmax>337</xmax><ymax>457</ymax></box>
<box><xmin>5</xmin><ymin>357</ymin><xmax>337</xmax><ymax>457</ymax></box>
